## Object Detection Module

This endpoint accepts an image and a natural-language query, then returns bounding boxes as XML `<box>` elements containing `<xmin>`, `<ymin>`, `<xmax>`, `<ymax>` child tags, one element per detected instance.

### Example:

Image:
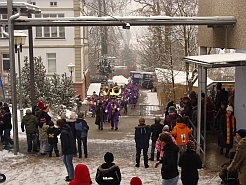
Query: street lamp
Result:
<box><xmin>67</xmin><ymin>63</ymin><xmax>75</xmax><ymax>78</ymax></box>
<box><xmin>14</xmin><ymin>31</ymin><xmax>27</xmax><ymax>121</ymax></box>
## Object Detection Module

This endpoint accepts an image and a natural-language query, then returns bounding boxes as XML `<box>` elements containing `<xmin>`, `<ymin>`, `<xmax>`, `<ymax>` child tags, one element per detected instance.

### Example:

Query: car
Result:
<box><xmin>90</xmin><ymin>75</ymin><xmax>108</xmax><ymax>84</ymax></box>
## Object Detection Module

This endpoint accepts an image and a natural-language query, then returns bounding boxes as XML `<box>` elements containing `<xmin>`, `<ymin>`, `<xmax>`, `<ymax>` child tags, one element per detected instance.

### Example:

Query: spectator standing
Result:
<box><xmin>134</xmin><ymin>118</ymin><xmax>151</xmax><ymax>168</ymax></box>
<box><xmin>172</xmin><ymin>117</ymin><xmax>192</xmax><ymax>153</ymax></box>
<box><xmin>76</xmin><ymin>95</ymin><xmax>82</xmax><ymax>114</ymax></box>
<box><xmin>75</xmin><ymin>112</ymin><xmax>89</xmax><ymax>158</ymax></box>
<box><xmin>179</xmin><ymin>140</ymin><xmax>202</xmax><ymax>185</ymax></box>
<box><xmin>21</xmin><ymin>109</ymin><xmax>39</xmax><ymax>152</ymax></box>
<box><xmin>95</xmin><ymin>102</ymin><xmax>104</xmax><ymax>130</ymax></box>
<box><xmin>0</xmin><ymin>107</ymin><xmax>4</xmax><ymax>144</ymax></box>
<box><xmin>47</xmin><ymin>120</ymin><xmax>60</xmax><ymax>157</ymax></box>
<box><xmin>2</xmin><ymin>107</ymin><xmax>14</xmax><ymax>148</ymax></box>
<box><xmin>39</xmin><ymin>106</ymin><xmax>51</xmax><ymax>124</ymax></box>
<box><xmin>219</xmin><ymin>105</ymin><xmax>236</xmax><ymax>158</ymax></box>
<box><xmin>69</xmin><ymin>164</ymin><xmax>92</xmax><ymax>185</ymax></box>
<box><xmin>95</xmin><ymin>152</ymin><xmax>121</xmax><ymax>185</ymax></box>
<box><xmin>155</xmin><ymin>133</ymin><xmax>179</xmax><ymax>185</ymax></box>
<box><xmin>164</xmin><ymin>106</ymin><xmax>181</xmax><ymax>131</ymax></box>
<box><xmin>149</xmin><ymin>117</ymin><xmax>163</xmax><ymax>161</ymax></box>
<box><xmin>56</xmin><ymin>119</ymin><xmax>77</xmax><ymax>182</ymax></box>
<box><xmin>227</xmin><ymin>129</ymin><xmax>246</xmax><ymax>185</ymax></box>
<box><xmin>38</xmin><ymin>117</ymin><xmax>49</xmax><ymax>155</ymax></box>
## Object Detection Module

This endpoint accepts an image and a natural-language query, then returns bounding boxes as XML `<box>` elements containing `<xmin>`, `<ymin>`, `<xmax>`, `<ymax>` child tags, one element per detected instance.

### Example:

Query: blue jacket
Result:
<box><xmin>134</xmin><ymin>124</ymin><xmax>151</xmax><ymax>149</ymax></box>
<box><xmin>75</xmin><ymin>118</ymin><xmax>89</xmax><ymax>138</ymax></box>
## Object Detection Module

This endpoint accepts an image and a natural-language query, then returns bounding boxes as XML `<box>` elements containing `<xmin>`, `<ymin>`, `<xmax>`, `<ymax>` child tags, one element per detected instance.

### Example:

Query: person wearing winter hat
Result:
<box><xmin>179</xmin><ymin>140</ymin><xmax>202</xmax><ymax>185</ymax></box>
<box><xmin>95</xmin><ymin>152</ymin><xmax>121</xmax><ymax>185</ymax></box>
<box><xmin>218</xmin><ymin>105</ymin><xmax>236</xmax><ymax>158</ymax></box>
<box><xmin>47</xmin><ymin>121</ymin><xmax>60</xmax><ymax>157</ymax></box>
<box><xmin>21</xmin><ymin>109</ymin><xmax>39</xmax><ymax>152</ymax></box>
<box><xmin>134</xmin><ymin>118</ymin><xmax>151</xmax><ymax>168</ymax></box>
<box><xmin>130</xmin><ymin>176</ymin><xmax>142</xmax><ymax>185</ymax></box>
<box><xmin>227</xmin><ymin>129</ymin><xmax>246</xmax><ymax>185</ymax></box>
<box><xmin>69</xmin><ymin>164</ymin><xmax>92</xmax><ymax>185</ymax></box>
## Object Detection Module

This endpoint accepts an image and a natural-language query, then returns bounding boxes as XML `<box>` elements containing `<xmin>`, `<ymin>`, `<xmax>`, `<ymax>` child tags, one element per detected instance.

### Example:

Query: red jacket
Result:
<box><xmin>69</xmin><ymin>164</ymin><xmax>92</xmax><ymax>185</ymax></box>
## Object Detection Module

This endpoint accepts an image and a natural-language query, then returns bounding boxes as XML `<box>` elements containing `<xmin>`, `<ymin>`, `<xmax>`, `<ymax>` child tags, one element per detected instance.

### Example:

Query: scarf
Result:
<box><xmin>226</xmin><ymin>114</ymin><xmax>235</xmax><ymax>144</ymax></box>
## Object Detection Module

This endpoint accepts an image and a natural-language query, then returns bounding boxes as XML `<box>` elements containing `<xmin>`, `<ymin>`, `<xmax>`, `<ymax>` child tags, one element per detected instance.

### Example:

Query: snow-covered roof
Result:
<box><xmin>183</xmin><ymin>53</ymin><xmax>246</xmax><ymax>68</ymax></box>
<box><xmin>155</xmin><ymin>68</ymin><xmax>213</xmax><ymax>87</ymax></box>
<box><xmin>112</xmin><ymin>75</ymin><xmax>129</xmax><ymax>86</ymax></box>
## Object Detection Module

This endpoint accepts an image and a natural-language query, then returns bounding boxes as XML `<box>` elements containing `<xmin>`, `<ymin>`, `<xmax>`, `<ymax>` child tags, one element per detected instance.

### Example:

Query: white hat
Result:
<box><xmin>163</xmin><ymin>125</ymin><xmax>169</xmax><ymax>131</ymax></box>
<box><xmin>226</xmin><ymin>105</ymin><xmax>233</xmax><ymax>112</ymax></box>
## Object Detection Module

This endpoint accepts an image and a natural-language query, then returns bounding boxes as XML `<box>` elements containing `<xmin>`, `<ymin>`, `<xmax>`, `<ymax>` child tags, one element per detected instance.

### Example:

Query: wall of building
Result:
<box><xmin>198</xmin><ymin>0</ymin><xmax>246</xmax><ymax>49</ymax></box>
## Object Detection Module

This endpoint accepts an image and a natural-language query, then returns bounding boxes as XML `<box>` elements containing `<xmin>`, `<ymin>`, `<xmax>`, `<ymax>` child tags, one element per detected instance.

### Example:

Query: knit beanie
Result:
<box><xmin>236</xmin><ymin>129</ymin><xmax>246</xmax><ymax>138</ymax></box>
<box><xmin>130</xmin><ymin>177</ymin><xmax>142</xmax><ymax>185</ymax></box>
<box><xmin>163</xmin><ymin>125</ymin><xmax>169</xmax><ymax>132</ymax></box>
<box><xmin>226</xmin><ymin>105</ymin><xmax>233</xmax><ymax>112</ymax></box>
<box><xmin>104</xmin><ymin>152</ymin><xmax>114</xmax><ymax>163</ymax></box>
<box><xmin>186</xmin><ymin>140</ymin><xmax>196</xmax><ymax>151</ymax></box>
<box><xmin>48</xmin><ymin>121</ymin><xmax>54</xmax><ymax>126</ymax></box>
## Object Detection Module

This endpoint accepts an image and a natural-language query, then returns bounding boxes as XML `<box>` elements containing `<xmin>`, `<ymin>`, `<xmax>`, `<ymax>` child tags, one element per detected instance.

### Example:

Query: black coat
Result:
<box><xmin>134</xmin><ymin>124</ymin><xmax>151</xmax><ymax>149</ymax></box>
<box><xmin>47</xmin><ymin>126</ymin><xmax>60</xmax><ymax>144</ymax></box>
<box><xmin>161</xmin><ymin>142</ymin><xmax>179</xmax><ymax>179</ymax></box>
<box><xmin>60</xmin><ymin>124</ymin><xmax>77</xmax><ymax>155</ymax></box>
<box><xmin>3</xmin><ymin>112</ymin><xmax>12</xmax><ymax>130</ymax></box>
<box><xmin>150</xmin><ymin>122</ymin><xmax>163</xmax><ymax>142</ymax></box>
<box><xmin>219</xmin><ymin>114</ymin><xmax>236</xmax><ymax>149</ymax></box>
<box><xmin>95</xmin><ymin>163</ymin><xmax>121</xmax><ymax>185</ymax></box>
<box><xmin>179</xmin><ymin>150</ymin><xmax>202</xmax><ymax>184</ymax></box>
<box><xmin>39</xmin><ymin>111</ymin><xmax>51</xmax><ymax>125</ymax></box>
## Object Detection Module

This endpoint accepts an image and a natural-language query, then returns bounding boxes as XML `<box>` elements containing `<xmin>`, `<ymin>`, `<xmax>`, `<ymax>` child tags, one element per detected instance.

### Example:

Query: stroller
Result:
<box><xmin>0</xmin><ymin>173</ymin><xmax>6</xmax><ymax>183</ymax></box>
<box><xmin>219</xmin><ymin>152</ymin><xmax>239</xmax><ymax>185</ymax></box>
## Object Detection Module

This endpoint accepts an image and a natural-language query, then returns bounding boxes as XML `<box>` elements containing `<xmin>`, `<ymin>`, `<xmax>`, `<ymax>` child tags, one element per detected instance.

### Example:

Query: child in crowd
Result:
<box><xmin>69</xmin><ymin>164</ymin><xmax>92</xmax><ymax>185</ymax></box>
<box><xmin>47</xmin><ymin>121</ymin><xmax>60</xmax><ymax>157</ymax></box>
<box><xmin>38</xmin><ymin>117</ymin><xmax>49</xmax><ymax>155</ymax></box>
<box><xmin>130</xmin><ymin>176</ymin><xmax>142</xmax><ymax>185</ymax></box>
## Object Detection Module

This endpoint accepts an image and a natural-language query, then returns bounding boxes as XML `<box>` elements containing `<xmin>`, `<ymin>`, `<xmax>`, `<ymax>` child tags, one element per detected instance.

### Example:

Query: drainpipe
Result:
<box><xmin>8</xmin><ymin>10</ymin><xmax>20</xmax><ymax>155</ymax></box>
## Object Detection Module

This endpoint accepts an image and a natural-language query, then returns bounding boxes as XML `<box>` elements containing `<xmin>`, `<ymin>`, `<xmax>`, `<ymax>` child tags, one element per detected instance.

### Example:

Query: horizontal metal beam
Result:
<box><xmin>0</xmin><ymin>16</ymin><xmax>237</xmax><ymax>28</ymax></box>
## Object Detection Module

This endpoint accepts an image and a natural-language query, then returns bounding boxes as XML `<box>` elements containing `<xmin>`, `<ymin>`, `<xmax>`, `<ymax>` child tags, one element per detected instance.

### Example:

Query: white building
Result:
<box><xmin>0</xmin><ymin>0</ymin><xmax>89</xmax><ymax>101</ymax></box>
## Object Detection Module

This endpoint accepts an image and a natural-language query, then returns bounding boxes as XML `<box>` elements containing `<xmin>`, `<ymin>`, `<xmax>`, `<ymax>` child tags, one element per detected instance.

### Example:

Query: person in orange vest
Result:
<box><xmin>172</xmin><ymin>117</ymin><xmax>192</xmax><ymax>154</ymax></box>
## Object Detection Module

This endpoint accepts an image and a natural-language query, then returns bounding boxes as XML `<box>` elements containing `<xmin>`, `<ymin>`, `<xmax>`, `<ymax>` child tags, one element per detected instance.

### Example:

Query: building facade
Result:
<box><xmin>0</xmin><ymin>0</ymin><xmax>89</xmax><ymax>101</ymax></box>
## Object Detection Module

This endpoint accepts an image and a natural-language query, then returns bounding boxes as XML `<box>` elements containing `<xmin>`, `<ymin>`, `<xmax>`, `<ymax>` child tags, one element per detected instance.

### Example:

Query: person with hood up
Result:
<box><xmin>56</xmin><ymin>119</ymin><xmax>77</xmax><ymax>182</ymax></box>
<box><xmin>172</xmin><ymin>117</ymin><xmax>192</xmax><ymax>153</ymax></box>
<box><xmin>21</xmin><ymin>109</ymin><xmax>39</xmax><ymax>152</ymax></box>
<box><xmin>69</xmin><ymin>164</ymin><xmax>92</xmax><ymax>185</ymax></box>
<box><xmin>227</xmin><ymin>129</ymin><xmax>246</xmax><ymax>185</ymax></box>
<box><xmin>134</xmin><ymin>118</ymin><xmax>151</xmax><ymax>168</ymax></box>
<box><xmin>130</xmin><ymin>176</ymin><xmax>142</xmax><ymax>185</ymax></box>
<box><xmin>95</xmin><ymin>152</ymin><xmax>121</xmax><ymax>185</ymax></box>
<box><xmin>155</xmin><ymin>133</ymin><xmax>179</xmax><ymax>185</ymax></box>
<box><xmin>178</xmin><ymin>140</ymin><xmax>202</xmax><ymax>185</ymax></box>
<box><xmin>149</xmin><ymin>117</ymin><xmax>164</xmax><ymax>161</ymax></box>
<box><xmin>164</xmin><ymin>106</ymin><xmax>181</xmax><ymax>131</ymax></box>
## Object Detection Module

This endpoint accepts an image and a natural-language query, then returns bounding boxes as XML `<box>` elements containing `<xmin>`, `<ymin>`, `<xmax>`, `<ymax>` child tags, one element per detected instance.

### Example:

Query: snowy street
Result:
<box><xmin>0</xmin><ymin>89</ymin><xmax>224</xmax><ymax>184</ymax></box>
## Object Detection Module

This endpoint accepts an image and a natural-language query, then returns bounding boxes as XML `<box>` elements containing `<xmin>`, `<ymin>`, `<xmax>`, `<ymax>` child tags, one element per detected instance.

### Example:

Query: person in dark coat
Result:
<box><xmin>95</xmin><ymin>152</ymin><xmax>121</xmax><ymax>185</ymax></box>
<box><xmin>219</xmin><ymin>105</ymin><xmax>236</xmax><ymax>158</ymax></box>
<box><xmin>95</xmin><ymin>102</ymin><xmax>104</xmax><ymax>130</ymax></box>
<box><xmin>56</xmin><ymin>119</ymin><xmax>77</xmax><ymax>182</ymax></box>
<box><xmin>149</xmin><ymin>117</ymin><xmax>164</xmax><ymax>161</ymax></box>
<box><xmin>39</xmin><ymin>106</ymin><xmax>51</xmax><ymax>124</ymax></box>
<box><xmin>179</xmin><ymin>140</ymin><xmax>202</xmax><ymax>185</ymax></box>
<box><xmin>21</xmin><ymin>109</ymin><xmax>39</xmax><ymax>152</ymax></box>
<box><xmin>215</xmin><ymin>83</ymin><xmax>228</xmax><ymax>112</ymax></box>
<box><xmin>134</xmin><ymin>118</ymin><xmax>151</xmax><ymax>168</ymax></box>
<box><xmin>164</xmin><ymin>106</ymin><xmax>181</xmax><ymax>131</ymax></box>
<box><xmin>47</xmin><ymin>121</ymin><xmax>60</xmax><ymax>157</ymax></box>
<box><xmin>155</xmin><ymin>133</ymin><xmax>179</xmax><ymax>185</ymax></box>
<box><xmin>2</xmin><ymin>106</ymin><xmax>14</xmax><ymax>148</ymax></box>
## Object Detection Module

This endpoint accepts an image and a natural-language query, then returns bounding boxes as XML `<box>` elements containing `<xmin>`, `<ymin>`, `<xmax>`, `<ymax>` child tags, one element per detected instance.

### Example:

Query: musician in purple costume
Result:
<box><xmin>130</xmin><ymin>90</ymin><xmax>138</xmax><ymax>109</ymax></box>
<box><xmin>121</xmin><ymin>91</ymin><xmax>129</xmax><ymax>114</ymax></box>
<box><xmin>105</xmin><ymin>96</ymin><xmax>120</xmax><ymax>130</ymax></box>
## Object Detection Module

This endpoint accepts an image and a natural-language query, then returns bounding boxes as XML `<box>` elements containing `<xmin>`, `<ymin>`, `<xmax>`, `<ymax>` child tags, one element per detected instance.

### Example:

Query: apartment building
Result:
<box><xmin>0</xmin><ymin>0</ymin><xmax>89</xmax><ymax>100</ymax></box>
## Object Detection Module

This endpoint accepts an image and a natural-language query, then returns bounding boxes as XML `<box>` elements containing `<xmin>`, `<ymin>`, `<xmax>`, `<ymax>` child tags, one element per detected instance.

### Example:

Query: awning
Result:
<box><xmin>183</xmin><ymin>53</ymin><xmax>246</xmax><ymax>68</ymax></box>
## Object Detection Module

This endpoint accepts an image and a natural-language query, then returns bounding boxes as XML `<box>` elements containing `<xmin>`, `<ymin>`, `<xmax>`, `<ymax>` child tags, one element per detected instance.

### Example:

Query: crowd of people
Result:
<box><xmin>85</xmin><ymin>82</ymin><xmax>140</xmax><ymax>130</ymax></box>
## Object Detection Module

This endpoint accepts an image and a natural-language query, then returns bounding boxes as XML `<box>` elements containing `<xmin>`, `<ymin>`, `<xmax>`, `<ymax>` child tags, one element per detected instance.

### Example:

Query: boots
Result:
<box><xmin>149</xmin><ymin>153</ymin><xmax>154</xmax><ymax>161</ymax></box>
<box><xmin>156</xmin><ymin>152</ymin><xmax>160</xmax><ymax>161</ymax></box>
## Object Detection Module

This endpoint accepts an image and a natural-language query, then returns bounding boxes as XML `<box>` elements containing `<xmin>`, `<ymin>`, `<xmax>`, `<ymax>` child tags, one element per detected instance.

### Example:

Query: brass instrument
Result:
<box><xmin>102</xmin><ymin>86</ymin><xmax>110</xmax><ymax>96</ymax></box>
<box><xmin>110</xmin><ymin>86</ymin><xmax>122</xmax><ymax>97</ymax></box>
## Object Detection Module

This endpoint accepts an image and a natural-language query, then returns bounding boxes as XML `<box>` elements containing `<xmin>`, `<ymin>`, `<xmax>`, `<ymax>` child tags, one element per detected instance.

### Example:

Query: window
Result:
<box><xmin>50</xmin><ymin>2</ymin><xmax>57</xmax><ymax>6</ymax></box>
<box><xmin>2</xmin><ymin>54</ymin><xmax>10</xmax><ymax>71</ymax></box>
<box><xmin>31</xmin><ymin>2</ymin><xmax>36</xmax><ymax>5</ymax></box>
<box><xmin>0</xmin><ymin>14</ymin><xmax>8</xmax><ymax>38</ymax></box>
<box><xmin>47</xmin><ymin>53</ymin><xmax>56</xmax><ymax>73</ymax></box>
<box><xmin>35</xmin><ymin>14</ymin><xmax>65</xmax><ymax>38</ymax></box>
